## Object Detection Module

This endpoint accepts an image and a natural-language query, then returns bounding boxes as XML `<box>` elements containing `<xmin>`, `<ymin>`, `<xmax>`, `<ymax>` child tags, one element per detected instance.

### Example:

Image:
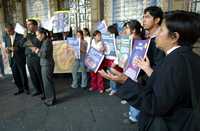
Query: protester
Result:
<box><xmin>4</xmin><ymin>23</ymin><xmax>29</xmax><ymax>95</ymax></box>
<box><xmin>31</xmin><ymin>27</ymin><xmax>56</xmax><ymax>106</ymax></box>
<box><xmin>121</xmin><ymin>6</ymin><xmax>165</xmax><ymax>124</ymax></box>
<box><xmin>71</xmin><ymin>30</ymin><xmax>88</xmax><ymax>89</ymax></box>
<box><xmin>104</xmin><ymin>24</ymin><xmax>120</xmax><ymax>96</ymax></box>
<box><xmin>99</xmin><ymin>10</ymin><xmax>200</xmax><ymax>131</ymax></box>
<box><xmin>143</xmin><ymin>6</ymin><xmax>165</xmax><ymax>70</ymax></box>
<box><xmin>123</xmin><ymin>19</ymin><xmax>146</xmax><ymax>123</ymax></box>
<box><xmin>24</xmin><ymin>19</ymin><xmax>44</xmax><ymax>98</ymax></box>
<box><xmin>83</xmin><ymin>28</ymin><xmax>91</xmax><ymax>53</ymax></box>
<box><xmin>89</xmin><ymin>30</ymin><xmax>105</xmax><ymax>94</ymax></box>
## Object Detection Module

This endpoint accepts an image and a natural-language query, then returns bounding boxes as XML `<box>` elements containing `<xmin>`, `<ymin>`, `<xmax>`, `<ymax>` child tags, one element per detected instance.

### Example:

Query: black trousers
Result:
<box><xmin>26</xmin><ymin>56</ymin><xmax>44</xmax><ymax>94</ymax></box>
<box><xmin>10</xmin><ymin>58</ymin><xmax>29</xmax><ymax>91</ymax></box>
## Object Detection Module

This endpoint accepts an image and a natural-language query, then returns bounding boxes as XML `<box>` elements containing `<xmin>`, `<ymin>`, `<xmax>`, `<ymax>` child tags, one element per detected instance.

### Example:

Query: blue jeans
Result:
<box><xmin>72</xmin><ymin>59</ymin><xmax>87</xmax><ymax>88</ymax></box>
<box><xmin>129</xmin><ymin>106</ymin><xmax>140</xmax><ymax>122</ymax></box>
<box><xmin>110</xmin><ymin>80</ymin><xmax>117</xmax><ymax>92</ymax></box>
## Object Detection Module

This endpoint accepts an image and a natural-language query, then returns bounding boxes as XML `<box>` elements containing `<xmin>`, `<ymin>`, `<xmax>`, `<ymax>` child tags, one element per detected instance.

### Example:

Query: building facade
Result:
<box><xmin>0</xmin><ymin>0</ymin><xmax>198</xmax><ymax>38</ymax></box>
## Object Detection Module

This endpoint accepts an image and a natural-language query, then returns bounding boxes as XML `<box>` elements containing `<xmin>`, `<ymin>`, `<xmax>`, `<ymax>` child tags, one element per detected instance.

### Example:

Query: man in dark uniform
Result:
<box><xmin>23</xmin><ymin>19</ymin><xmax>44</xmax><ymax>98</ymax></box>
<box><xmin>4</xmin><ymin>23</ymin><xmax>29</xmax><ymax>95</ymax></box>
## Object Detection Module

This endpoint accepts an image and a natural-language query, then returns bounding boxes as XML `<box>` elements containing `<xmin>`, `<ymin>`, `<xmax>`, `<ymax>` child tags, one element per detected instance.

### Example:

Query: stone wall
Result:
<box><xmin>173</xmin><ymin>0</ymin><xmax>192</xmax><ymax>11</ymax></box>
<box><xmin>104</xmin><ymin>0</ymin><xmax>112</xmax><ymax>25</ymax></box>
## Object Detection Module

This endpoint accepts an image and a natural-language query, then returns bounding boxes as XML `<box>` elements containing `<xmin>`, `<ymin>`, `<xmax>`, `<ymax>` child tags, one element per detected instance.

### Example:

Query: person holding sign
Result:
<box><xmin>119</xmin><ymin>6</ymin><xmax>165</xmax><ymax>124</ymax></box>
<box><xmin>104</xmin><ymin>24</ymin><xmax>120</xmax><ymax>96</ymax></box>
<box><xmin>89</xmin><ymin>30</ymin><xmax>105</xmax><ymax>94</ymax></box>
<box><xmin>119</xmin><ymin>20</ymin><xmax>147</xmax><ymax>123</ymax></box>
<box><xmin>99</xmin><ymin>10</ymin><xmax>200</xmax><ymax>131</ymax></box>
<box><xmin>71</xmin><ymin>30</ymin><xmax>88</xmax><ymax>89</ymax></box>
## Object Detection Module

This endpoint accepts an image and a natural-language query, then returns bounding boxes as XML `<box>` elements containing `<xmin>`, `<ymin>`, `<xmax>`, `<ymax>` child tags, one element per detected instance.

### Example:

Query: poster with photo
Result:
<box><xmin>102</xmin><ymin>33</ymin><xmax>116</xmax><ymax>57</ymax></box>
<box><xmin>124</xmin><ymin>39</ymin><xmax>150</xmax><ymax>81</ymax></box>
<box><xmin>116</xmin><ymin>35</ymin><xmax>131</xmax><ymax>68</ymax></box>
<box><xmin>85</xmin><ymin>47</ymin><xmax>105</xmax><ymax>73</ymax></box>
<box><xmin>51</xmin><ymin>11</ymin><xmax>70</xmax><ymax>33</ymax></box>
<box><xmin>66</xmin><ymin>37</ymin><xmax>80</xmax><ymax>59</ymax></box>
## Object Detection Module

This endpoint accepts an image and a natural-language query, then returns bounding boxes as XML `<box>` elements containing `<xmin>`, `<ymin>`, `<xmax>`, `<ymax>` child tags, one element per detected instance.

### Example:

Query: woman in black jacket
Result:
<box><xmin>32</xmin><ymin>27</ymin><xmax>56</xmax><ymax>106</ymax></box>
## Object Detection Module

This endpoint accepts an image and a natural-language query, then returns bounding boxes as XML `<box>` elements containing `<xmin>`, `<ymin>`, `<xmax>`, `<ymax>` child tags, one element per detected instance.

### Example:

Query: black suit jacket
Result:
<box><xmin>4</xmin><ymin>33</ymin><xmax>26</xmax><ymax>65</ymax></box>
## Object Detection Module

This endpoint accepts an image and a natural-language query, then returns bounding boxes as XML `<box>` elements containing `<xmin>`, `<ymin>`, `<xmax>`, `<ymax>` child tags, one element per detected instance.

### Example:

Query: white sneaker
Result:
<box><xmin>71</xmin><ymin>84</ymin><xmax>77</xmax><ymax>89</ymax></box>
<box><xmin>109</xmin><ymin>90</ymin><xmax>116</xmax><ymax>96</ymax></box>
<box><xmin>129</xmin><ymin>116</ymin><xmax>138</xmax><ymax>122</ymax></box>
<box><xmin>120</xmin><ymin>100</ymin><xmax>127</xmax><ymax>104</ymax></box>
<box><xmin>105</xmin><ymin>88</ymin><xmax>112</xmax><ymax>92</ymax></box>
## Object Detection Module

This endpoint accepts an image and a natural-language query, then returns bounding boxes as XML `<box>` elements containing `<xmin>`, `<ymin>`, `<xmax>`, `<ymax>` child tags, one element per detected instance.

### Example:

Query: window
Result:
<box><xmin>69</xmin><ymin>0</ymin><xmax>91</xmax><ymax>30</ymax></box>
<box><xmin>192</xmin><ymin>0</ymin><xmax>200</xmax><ymax>13</ymax></box>
<box><xmin>112</xmin><ymin>0</ymin><xmax>160</xmax><ymax>23</ymax></box>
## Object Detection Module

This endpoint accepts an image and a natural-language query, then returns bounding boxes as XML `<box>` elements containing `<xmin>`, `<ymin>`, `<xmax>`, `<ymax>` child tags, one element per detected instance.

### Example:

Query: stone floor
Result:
<box><xmin>0</xmin><ymin>74</ymin><xmax>138</xmax><ymax>131</ymax></box>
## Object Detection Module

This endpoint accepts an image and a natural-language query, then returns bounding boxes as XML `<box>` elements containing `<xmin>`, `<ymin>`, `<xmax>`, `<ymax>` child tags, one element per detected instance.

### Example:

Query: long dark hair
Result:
<box><xmin>37</xmin><ymin>27</ymin><xmax>51</xmax><ymax>39</ymax></box>
<box><xmin>127</xmin><ymin>20</ymin><xmax>146</xmax><ymax>39</ymax></box>
<box><xmin>164</xmin><ymin>10</ymin><xmax>200</xmax><ymax>46</ymax></box>
<box><xmin>107</xmin><ymin>24</ymin><xmax>119</xmax><ymax>37</ymax></box>
<box><xmin>76</xmin><ymin>30</ymin><xmax>84</xmax><ymax>40</ymax></box>
<box><xmin>92</xmin><ymin>30</ymin><xmax>101</xmax><ymax>37</ymax></box>
<box><xmin>83</xmin><ymin>28</ymin><xmax>90</xmax><ymax>37</ymax></box>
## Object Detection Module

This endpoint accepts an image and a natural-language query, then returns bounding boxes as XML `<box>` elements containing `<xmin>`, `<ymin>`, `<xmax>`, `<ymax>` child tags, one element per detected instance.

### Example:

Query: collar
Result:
<box><xmin>166</xmin><ymin>45</ymin><xmax>181</xmax><ymax>55</ymax></box>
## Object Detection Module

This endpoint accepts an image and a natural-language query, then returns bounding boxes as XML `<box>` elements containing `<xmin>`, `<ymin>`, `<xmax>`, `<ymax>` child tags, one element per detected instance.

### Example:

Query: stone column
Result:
<box><xmin>0</xmin><ymin>0</ymin><xmax>5</xmax><ymax>41</ymax></box>
<box><xmin>91</xmin><ymin>0</ymin><xmax>100</xmax><ymax>33</ymax></box>
<box><xmin>104</xmin><ymin>0</ymin><xmax>112</xmax><ymax>25</ymax></box>
<box><xmin>48</xmin><ymin>0</ymin><xmax>58</xmax><ymax>18</ymax></box>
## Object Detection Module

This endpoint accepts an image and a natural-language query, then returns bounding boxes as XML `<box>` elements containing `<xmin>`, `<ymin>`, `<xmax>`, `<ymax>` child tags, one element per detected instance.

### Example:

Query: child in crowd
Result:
<box><xmin>89</xmin><ymin>30</ymin><xmax>105</xmax><ymax>94</ymax></box>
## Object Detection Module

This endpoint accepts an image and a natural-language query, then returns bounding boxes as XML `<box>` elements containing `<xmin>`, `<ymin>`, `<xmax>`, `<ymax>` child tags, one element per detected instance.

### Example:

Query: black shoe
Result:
<box><xmin>25</xmin><ymin>90</ymin><xmax>30</xmax><ymax>95</ymax></box>
<box><xmin>41</xmin><ymin>96</ymin><xmax>46</xmax><ymax>100</ymax></box>
<box><xmin>14</xmin><ymin>90</ymin><xmax>24</xmax><ymax>95</ymax></box>
<box><xmin>32</xmin><ymin>92</ymin><xmax>41</xmax><ymax>96</ymax></box>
